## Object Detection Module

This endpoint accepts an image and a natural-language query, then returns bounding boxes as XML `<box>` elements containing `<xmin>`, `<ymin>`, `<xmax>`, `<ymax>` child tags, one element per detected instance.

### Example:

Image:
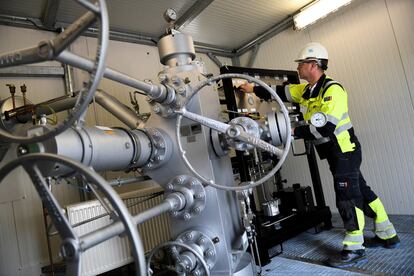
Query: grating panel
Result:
<box><xmin>270</xmin><ymin>214</ymin><xmax>414</xmax><ymax>275</ymax></box>
<box><xmin>263</xmin><ymin>256</ymin><xmax>365</xmax><ymax>276</ymax></box>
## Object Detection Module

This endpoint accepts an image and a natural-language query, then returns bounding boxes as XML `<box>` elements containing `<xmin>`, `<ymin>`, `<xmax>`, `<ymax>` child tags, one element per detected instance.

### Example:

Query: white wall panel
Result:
<box><xmin>0</xmin><ymin>25</ymin><xmax>82</xmax><ymax>275</ymax></box>
<box><xmin>247</xmin><ymin>0</ymin><xmax>414</xmax><ymax>215</ymax></box>
<box><xmin>196</xmin><ymin>53</ymin><xmax>232</xmax><ymax>76</ymax></box>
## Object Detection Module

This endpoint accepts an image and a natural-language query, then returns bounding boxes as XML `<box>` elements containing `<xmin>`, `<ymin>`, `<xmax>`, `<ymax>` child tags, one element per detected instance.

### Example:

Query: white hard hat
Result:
<box><xmin>295</xmin><ymin>42</ymin><xmax>328</xmax><ymax>62</ymax></box>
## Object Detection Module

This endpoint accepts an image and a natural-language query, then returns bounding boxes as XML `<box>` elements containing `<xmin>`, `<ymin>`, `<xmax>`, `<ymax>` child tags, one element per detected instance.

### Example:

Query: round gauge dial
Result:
<box><xmin>164</xmin><ymin>8</ymin><xmax>177</xmax><ymax>22</ymax></box>
<box><xmin>310</xmin><ymin>112</ymin><xmax>327</xmax><ymax>127</ymax></box>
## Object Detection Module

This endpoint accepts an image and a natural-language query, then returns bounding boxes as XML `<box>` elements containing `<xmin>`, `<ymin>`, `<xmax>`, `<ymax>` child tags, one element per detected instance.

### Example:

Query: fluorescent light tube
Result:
<box><xmin>293</xmin><ymin>0</ymin><xmax>352</xmax><ymax>30</ymax></box>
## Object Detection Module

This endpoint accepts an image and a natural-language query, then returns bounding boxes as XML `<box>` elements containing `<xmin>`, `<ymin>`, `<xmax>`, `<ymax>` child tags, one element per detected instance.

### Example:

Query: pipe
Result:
<box><xmin>6</xmin><ymin>88</ymin><xmax>145</xmax><ymax>130</ymax></box>
<box><xmin>79</xmin><ymin>197</ymin><xmax>178</xmax><ymax>251</ymax></box>
<box><xmin>4</xmin><ymin>94</ymin><xmax>78</xmax><ymax>123</ymax></box>
<box><xmin>94</xmin><ymin>89</ymin><xmax>144</xmax><ymax>129</ymax></box>
<box><xmin>108</xmin><ymin>176</ymin><xmax>150</xmax><ymax>187</ymax></box>
<box><xmin>56</xmin><ymin>50</ymin><xmax>166</xmax><ymax>100</ymax></box>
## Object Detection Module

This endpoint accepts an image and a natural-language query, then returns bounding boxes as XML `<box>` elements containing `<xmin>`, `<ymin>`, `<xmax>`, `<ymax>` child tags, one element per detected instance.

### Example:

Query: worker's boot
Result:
<box><xmin>364</xmin><ymin>235</ymin><xmax>400</xmax><ymax>249</ymax></box>
<box><xmin>327</xmin><ymin>249</ymin><xmax>367</xmax><ymax>268</ymax></box>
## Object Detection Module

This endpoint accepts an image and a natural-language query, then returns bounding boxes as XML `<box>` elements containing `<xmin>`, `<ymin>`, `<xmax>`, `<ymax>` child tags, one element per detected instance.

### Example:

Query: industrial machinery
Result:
<box><xmin>219</xmin><ymin>66</ymin><xmax>333</xmax><ymax>265</ymax></box>
<box><xmin>0</xmin><ymin>2</ymin><xmax>295</xmax><ymax>275</ymax></box>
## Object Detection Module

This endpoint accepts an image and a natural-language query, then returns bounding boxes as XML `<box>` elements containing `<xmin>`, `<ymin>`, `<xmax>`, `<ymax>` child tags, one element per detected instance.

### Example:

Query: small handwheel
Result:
<box><xmin>0</xmin><ymin>153</ymin><xmax>146</xmax><ymax>276</ymax></box>
<box><xmin>147</xmin><ymin>241</ymin><xmax>210</xmax><ymax>276</ymax></box>
<box><xmin>176</xmin><ymin>73</ymin><xmax>291</xmax><ymax>191</ymax></box>
<box><xmin>0</xmin><ymin>0</ymin><xmax>109</xmax><ymax>144</ymax></box>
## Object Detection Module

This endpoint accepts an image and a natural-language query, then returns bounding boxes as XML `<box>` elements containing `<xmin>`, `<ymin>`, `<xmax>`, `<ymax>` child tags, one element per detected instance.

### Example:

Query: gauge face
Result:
<box><xmin>165</xmin><ymin>8</ymin><xmax>177</xmax><ymax>21</ymax></box>
<box><xmin>310</xmin><ymin>112</ymin><xmax>327</xmax><ymax>127</ymax></box>
<box><xmin>247</xmin><ymin>96</ymin><xmax>255</xmax><ymax>105</ymax></box>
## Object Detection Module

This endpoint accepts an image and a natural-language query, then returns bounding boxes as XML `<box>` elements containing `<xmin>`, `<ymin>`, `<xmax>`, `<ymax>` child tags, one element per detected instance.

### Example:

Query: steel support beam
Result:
<box><xmin>207</xmin><ymin>53</ymin><xmax>223</xmax><ymax>68</ymax></box>
<box><xmin>247</xmin><ymin>44</ymin><xmax>260</xmax><ymax>68</ymax></box>
<box><xmin>175</xmin><ymin>0</ymin><xmax>215</xmax><ymax>31</ymax></box>
<box><xmin>235</xmin><ymin>16</ymin><xmax>293</xmax><ymax>57</ymax></box>
<box><xmin>0</xmin><ymin>66</ymin><xmax>64</xmax><ymax>77</ymax></box>
<box><xmin>42</xmin><ymin>0</ymin><xmax>61</xmax><ymax>29</ymax></box>
<box><xmin>0</xmin><ymin>14</ymin><xmax>235</xmax><ymax>58</ymax></box>
<box><xmin>232</xmin><ymin>56</ymin><xmax>240</xmax><ymax>67</ymax></box>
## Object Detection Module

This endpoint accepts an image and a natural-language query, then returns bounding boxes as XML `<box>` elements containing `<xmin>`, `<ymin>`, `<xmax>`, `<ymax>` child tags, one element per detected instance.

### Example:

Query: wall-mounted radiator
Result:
<box><xmin>66</xmin><ymin>186</ymin><xmax>170</xmax><ymax>275</ymax></box>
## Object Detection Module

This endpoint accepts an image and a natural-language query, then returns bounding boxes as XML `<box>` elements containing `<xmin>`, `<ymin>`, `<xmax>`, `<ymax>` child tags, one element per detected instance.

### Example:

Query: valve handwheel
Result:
<box><xmin>176</xmin><ymin>73</ymin><xmax>291</xmax><ymax>191</ymax></box>
<box><xmin>0</xmin><ymin>0</ymin><xmax>109</xmax><ymax>144</ymax></box>
<box><xmin>0</xmin><ymin>153</ymin><xmax>146</xmax><ymax>276</ymax></box>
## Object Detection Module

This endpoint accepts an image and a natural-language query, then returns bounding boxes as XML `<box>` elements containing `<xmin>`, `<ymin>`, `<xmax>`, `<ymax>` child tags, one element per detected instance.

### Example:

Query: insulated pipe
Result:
<box><xmin>79</xmin><ymin>194</ymin><xmax>183</xmax><ymax>251</ymax></box>
<box><xmin>56</xmin><ymin>50</ymin><xmax>167</xmax><ymax>101</ymax></box>
<box><xmin>6</xmin><ymin>89</ymin><xmax>145</xmax><ymax>129</ymax></box>
<box><xmin>94</xmin><ymin>89</ymin><xmax>144</xmax><ymax>129</ymax></box>
<box><xmin>4</xmin><ymin>95</ymin><xmax>78</xmax><ymax>123</ymax></box>
<box><xmin>33</xmin><ymin>126</ymin><xmax>152</xmax><ymax>174</ymax></box>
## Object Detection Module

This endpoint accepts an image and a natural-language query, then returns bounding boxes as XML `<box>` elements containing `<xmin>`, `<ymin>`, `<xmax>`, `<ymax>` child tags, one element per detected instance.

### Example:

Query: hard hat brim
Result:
<box><xmin>294</xmin><ymin>58</ymin><xmax>319</xmax><ymax>63</ymax></box>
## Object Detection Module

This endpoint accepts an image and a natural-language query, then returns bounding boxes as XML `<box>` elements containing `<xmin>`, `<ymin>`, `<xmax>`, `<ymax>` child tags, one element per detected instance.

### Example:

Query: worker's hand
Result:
<box><xmin>238</xmin><ymin>82</ymin><xmax>254</xmax><ymax>93</ymax></box>
<box><xmin>291</xmin><ymin>127</ymin><xmax>295</xmax><ymax>137</ymax></box>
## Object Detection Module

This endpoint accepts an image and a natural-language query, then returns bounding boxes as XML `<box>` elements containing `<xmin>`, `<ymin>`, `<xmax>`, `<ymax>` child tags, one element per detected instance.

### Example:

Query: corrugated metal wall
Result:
<box><xmin>241</xmin><ymin>0</ymin><xmax>414</xmax><ymax>215</ymax></box>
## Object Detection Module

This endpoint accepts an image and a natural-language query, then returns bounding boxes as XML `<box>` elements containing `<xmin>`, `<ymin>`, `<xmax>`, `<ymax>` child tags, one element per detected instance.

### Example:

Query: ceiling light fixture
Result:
<box><xmin>293</xmin><ymin>0</ymin><xmax>352</xmax><ymax>30</ymax></box>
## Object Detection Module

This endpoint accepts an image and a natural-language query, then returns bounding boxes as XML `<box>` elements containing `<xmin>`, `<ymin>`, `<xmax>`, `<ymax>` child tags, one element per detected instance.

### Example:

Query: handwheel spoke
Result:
<box><xmin>236</xmin><ymin>128</ymin><xmax>284</xmax><ymax>157</ymax></box>
<box><xmin>24</xmin><ymin>163</ymin><xmax>78</xmax><ymax>240</ymax></box>
<box><xmin>0</xmin><ymin>12</ymin><xmax>96</xmax><ymax>69</ymax></box>
<box><xmin>179</xmin><ymin>108</ymin><xmax>230</xmax><ymax>133</ymax></box>
<box><xmin>66</xmin><ymin>257</ymin><xmax>82</xmax><ymax>276</ymax></box>
<box><xmin>180</xmin><ymin>109</ymin><xmax>284</xmax><ymax>157</ymax></box>
<box><xmin>1</xmin><ymin>153</ymin><xmax>146</xmax><ymax>275</ymax></box>
<box><xmin>0</xmin><ymin>0</ymin><xmax>108</xmax><ymax>144</ymax></box>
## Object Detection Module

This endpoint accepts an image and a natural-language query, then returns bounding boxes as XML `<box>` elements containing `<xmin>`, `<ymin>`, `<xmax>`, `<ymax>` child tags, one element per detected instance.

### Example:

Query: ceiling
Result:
<box><xmin>0</xmin><ymin>0</ymin><xmax>313</xmax><ymax>56</ymax></box>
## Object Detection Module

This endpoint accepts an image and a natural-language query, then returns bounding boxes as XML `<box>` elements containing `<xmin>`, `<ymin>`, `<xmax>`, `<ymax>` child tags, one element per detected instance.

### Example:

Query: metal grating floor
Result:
<box><xmin>262</xmin><ymin>214</ymin><xmax>414</xmax><ymax>275</ymax></box>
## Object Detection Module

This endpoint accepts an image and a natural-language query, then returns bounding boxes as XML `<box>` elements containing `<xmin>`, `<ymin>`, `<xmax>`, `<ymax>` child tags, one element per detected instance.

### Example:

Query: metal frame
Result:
<box><xmin>0</xmin><ymin>2</ymin><xmax>297</xmax><ymax>60</ymax></box>
<box><xmin>0</xmin><ymin>66</ymin><xmax>64</xmax><ymax>77</ymax></box>
<box><xmin>175</xmin><ymin>0</ymin><xmax>215</xmax><ymax>31</ymax></box>
<box><xmin>42</xmin><ymin>0</ymin><xmax>62</xmax><ymax>29</ymax></box>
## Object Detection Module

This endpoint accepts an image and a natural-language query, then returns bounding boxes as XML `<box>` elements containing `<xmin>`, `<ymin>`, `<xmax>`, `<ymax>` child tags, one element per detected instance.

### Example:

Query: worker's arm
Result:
<box><xmin>238</xmin><ymin>82</ymin><xmax>304</xmax><ymax>103</ymax></box>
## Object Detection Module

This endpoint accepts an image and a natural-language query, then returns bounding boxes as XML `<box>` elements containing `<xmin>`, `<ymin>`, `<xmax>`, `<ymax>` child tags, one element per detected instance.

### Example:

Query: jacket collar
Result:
<box><xmin>302</xmin><ymin>74</ymin><xmax>327</xmax><ymax>100</ymax></box>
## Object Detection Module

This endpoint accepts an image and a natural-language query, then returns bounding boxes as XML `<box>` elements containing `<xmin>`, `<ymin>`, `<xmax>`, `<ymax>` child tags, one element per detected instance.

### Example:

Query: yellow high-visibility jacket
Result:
<box><xmin>254</xmin><ymin>74</ymin><xmax>356</xmax><ymax>156</ymax></box>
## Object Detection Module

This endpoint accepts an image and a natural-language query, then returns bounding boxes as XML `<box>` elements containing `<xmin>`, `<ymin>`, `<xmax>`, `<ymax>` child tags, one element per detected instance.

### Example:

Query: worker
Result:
<box><xmin>239</xmin><ymin>42</ymin><xmax>400</xmax><ymax>268</ymax></box>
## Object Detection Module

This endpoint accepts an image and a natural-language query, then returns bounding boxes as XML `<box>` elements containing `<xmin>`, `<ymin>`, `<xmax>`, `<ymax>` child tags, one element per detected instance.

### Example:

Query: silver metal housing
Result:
<box><xmin>158</xmin><ymin>33</ymin><xmax>196</xmax><ymax>67</ymax></box>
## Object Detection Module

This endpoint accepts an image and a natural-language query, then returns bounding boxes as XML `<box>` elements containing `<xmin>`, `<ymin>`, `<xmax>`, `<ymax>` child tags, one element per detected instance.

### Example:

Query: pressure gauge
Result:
<box><xmin>164</xmin><ymin>8</ymin><xmax>177</xmax><ymax>22</ymax></box>
<box><xmin>310</xmin><ymin>112</ymin><xmax>327</xmax><ymax>127</ymax></box>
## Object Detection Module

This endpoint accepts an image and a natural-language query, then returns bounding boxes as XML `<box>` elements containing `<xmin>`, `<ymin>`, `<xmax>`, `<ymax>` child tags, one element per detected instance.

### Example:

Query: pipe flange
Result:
<box><xmin>175</xmin><ymin>230</ymin><xmax>217</xmax><ymax>274</ymax></box>
<box><xmin>210</xmin><ymin>129</ymin><xmax>228</xmax><ymax>157</ymax></box>
<box><xmin>226</xmin><ymin>117</ymin><xmax>261</xmax><ymax>151</ymax></box>
<box><xmin>165</xmin><ymin>175</ymin><xmax>206</xmax><ymax>220</ymax></box>
<box><xmin>266</xmin><ymin>111</ymin><xmax>287</xmax><ymax>147</ymax></box>
<box><xmin>141</xmin><ymin>128</ymin><xmax>173</xmax><ymax>170</ymax></box>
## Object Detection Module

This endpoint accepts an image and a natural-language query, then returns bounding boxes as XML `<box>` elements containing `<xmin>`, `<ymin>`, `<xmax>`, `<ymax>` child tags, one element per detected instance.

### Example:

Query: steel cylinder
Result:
<box><xmin>158</xmin><ymin>33</ymin><xmax>196</xmax><ymax>67</ymax></box>
<box><xmin>31</xmin><ymin>126</ymin><xmax>152</xmax><ymax>176</ymax></box>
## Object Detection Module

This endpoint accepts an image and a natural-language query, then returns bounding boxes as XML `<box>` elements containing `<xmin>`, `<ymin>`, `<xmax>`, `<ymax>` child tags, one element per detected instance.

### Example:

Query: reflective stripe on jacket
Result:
<box><xmin>289</xmin><ymin>74</ymin><xmax>355</xmax><ymax>153</ymax></box>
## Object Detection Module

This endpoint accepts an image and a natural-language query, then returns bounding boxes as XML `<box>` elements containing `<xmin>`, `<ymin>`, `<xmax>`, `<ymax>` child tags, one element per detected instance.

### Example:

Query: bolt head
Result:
<box><xmin>198</xmin><ymin>237</ymin><xmax>206</xmax><ymax>244</ymax></box>
<box><xmin>183</xmin><ymin>213</ymin><xmax>191</xmax><ymax>220</ymax></box>
<box><xmin>153</xmin><ymin>106</ymin><xmax>161</xmax><ymax>113</ymax></box>
<box><xmin>158</xmin><ymin>74</ymin><xmax>168</xmax><ymax>82</ymax></box>
<box><xmin>206</xmin><ymin>249</ymin><xmax>215</xmax><ymax>257</ymax></box>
